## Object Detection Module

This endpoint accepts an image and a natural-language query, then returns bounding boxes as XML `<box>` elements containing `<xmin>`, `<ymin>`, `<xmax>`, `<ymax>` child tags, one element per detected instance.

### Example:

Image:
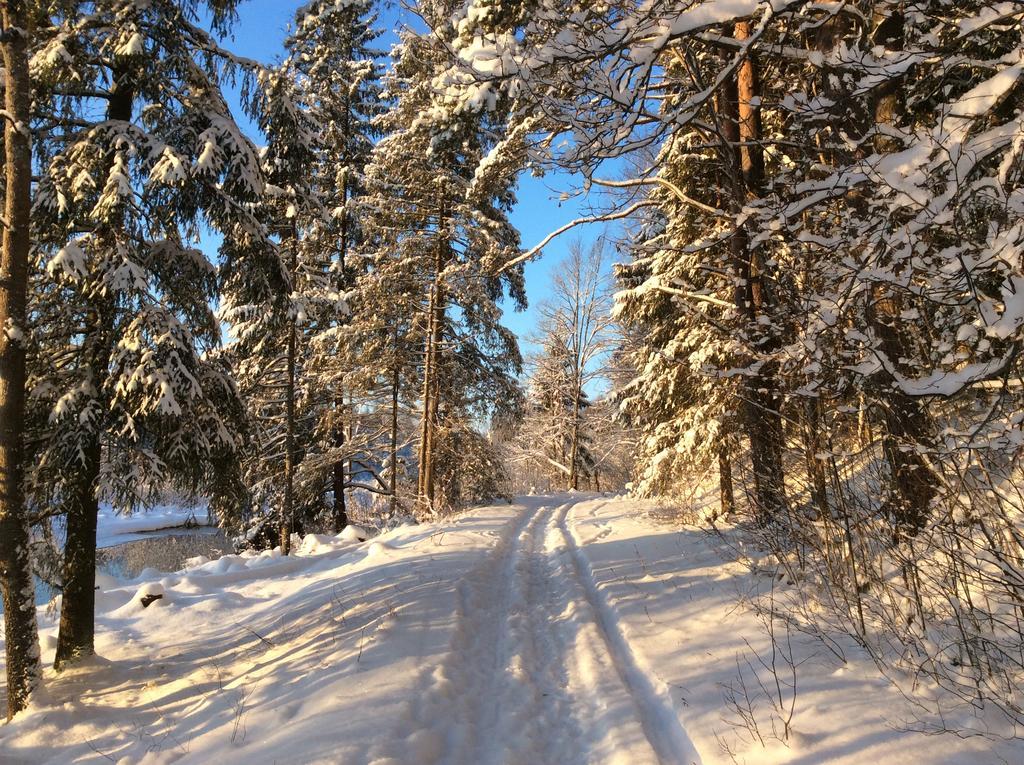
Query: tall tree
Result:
<box><xmin>530</xmin><ymin>238</ymin><xmax>614</xmax><ymax>490</ymax></box>
<box><xmin>362</xmin><ymin>0</ymin><xmax>526</xmax><ymax>515</ymax></box>
<box><xmin>222</xmin><ymin>64</ymin><xmax>324</xmax><ymax>555</ymax></box>
<box><xmin>724</xmin><ymin>19</ymin><xmax>789</xmax><ymax>521</ymax></box>
<box><xmin>614</xmin><ymin>122</ymin><xmax>744</xmax><ymax>502</ymax></box>
<box><xmin>284</xmin><ymin>0</ymin><xmax>384</xmax><ymax>532</ymax></box>
<box><xmin>436</xmin><ymin>0</ymin><xmax>797</xmax><ymax>518</ymax></box>
<box><xmin>223</xmin><ymin>0</ymin><xmax>384</xmax><ymax>547</ymax></box>
<box><xmin>0</xmin><ymin>0</ymin><xmax>42</xmax><ymax>719</ymax></box>
<box><xmin>26</xmin><ymin>0</ymin><xmax>261</xmax><ymax>667</ymax></box>
<box><xmin>864</xmin><ymin>1</ymin><xmax>938</xmax><ymax>532</ymax></box>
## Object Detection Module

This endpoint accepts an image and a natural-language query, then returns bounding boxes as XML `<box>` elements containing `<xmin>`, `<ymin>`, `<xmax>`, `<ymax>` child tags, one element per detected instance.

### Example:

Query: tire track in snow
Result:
<box><xmin>391</xmin><ymin>498</ymin><xmax>701</xmax><ymax>765</ymax></box>
<box><xmin>553</xmin><ymin>500</ymin><xmax>703</xmax><ymax>765</ymax></box>
<box><xmin>395</xmin><ymin>502</ymin><xmax>584</xmax><ymax>765</ymax></box>
<box><xmin>512</xmin><ymin>503</ymin><xmax>585</xmax><ymax>764</ymax></box>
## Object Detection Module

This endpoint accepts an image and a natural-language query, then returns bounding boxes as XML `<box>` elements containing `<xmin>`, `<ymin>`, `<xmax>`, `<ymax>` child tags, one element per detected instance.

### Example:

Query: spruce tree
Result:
<box><xmin>222</xmin><ymin>0</ymin><xmax>385</xmax><ymax>546</ymax></box>
<box><xmin>361</xmin><ymin>0</ymin><xmax>525</xmax><ymax>515</ymax></box>
<box><xmin>25</xmin><ymin>0</ymin><xmax>262</xmax><ymax>668</ymax></box>
<box><xmin>221</xmin><ymin>63</ymin><xmax>324</xmax><ymax>554</ymax></box>
<box><xmin>614</xmin><ymin>112</ymin><xmax>744</xmax><ymax>502</ymax></box>
<box><xmin>285</xmin><ymin>0</ymin><xmax>384</xmax><ymax>531</ymax></box>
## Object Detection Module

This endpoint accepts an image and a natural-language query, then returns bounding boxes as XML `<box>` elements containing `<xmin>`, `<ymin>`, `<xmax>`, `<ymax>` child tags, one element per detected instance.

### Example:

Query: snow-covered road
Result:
<box><xmin>1</xmin><ymin>493</ymin><xmax>1015</xmax><ymax>764</ymax></box>
<box><xmin>402</xmin><ymin>500</ymin><xmax>700</xmax><ymax>765</ymax></box>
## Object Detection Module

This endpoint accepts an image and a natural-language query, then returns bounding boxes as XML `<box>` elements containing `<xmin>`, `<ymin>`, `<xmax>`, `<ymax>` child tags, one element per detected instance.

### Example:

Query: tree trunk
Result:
<box><xmin>332</xmin><ymin>178</ymin><xmax>350</xmax><ymax>532</ymax></box>
<box><xmin>416</xmin><ymin>209</ymin><xmax>448</xmax><ymax>515</ymax></box>
<box><xmin>870</xmin><ymin>3</ymin><xmax>937</xmax><ymax>533</ymax></box>
<box><xmin>416</xmin><ymin>281</ymin><xmax>437</xmax><ymax>515</ymax></box>
<box><xmin>721</xmin><ymin>21</ymin><xmax>788</xmax><ymax>523</ymax></box>
<box><xmin>569</xmin><ymin>282</ymin><xmax>584</xmax><ymax>491</ymax></box>
<box><xmin>718</xmin><ymin>444</ymin><xmax>735</xmax><ymax>519</ymax></box>
<box><xmin>55</xmin><ymin>62</ymin><xmax>134</xmax><ymax>670</ymax></box>
<box><xmin>54</xmin><ymin>284</ymin><xmax>113</xmax><ymax>670</ymax></box>
<box><xmin>281</xmin><ymin>223</ymin><xmax>299</xmax><ymax>554</ymax></box>
<box><xmin>0</xmin><ymin>1</ymin><xmax>42</xmax><ymax>717</ymax></box>
<box><xmin>425</xmin><ymin>281</ymin><xmax>444</xmax><ymax>509</ymax></box>
<box><xmin>54</xmin><ymin>426</ymin><xmax>102</xmax><ymax>670</ymax></box>
<box><xmin>569</xmin><ymin>386</ymin><xmax>581</xmax><ymax>491</ymax></box>
<box><xmin>801</xmin><ymin>398</ymin><xmax>829</xmax><ymax>517</ymax></box>
<box><xmin>389</xmin><ymin>343</ymin><xmax>400</xmax><ymax>516</ymax></box>
<box><xmin>332</xmin><ymin>433</ymin><xmax>347</xmax><ymax>531</ymax></box>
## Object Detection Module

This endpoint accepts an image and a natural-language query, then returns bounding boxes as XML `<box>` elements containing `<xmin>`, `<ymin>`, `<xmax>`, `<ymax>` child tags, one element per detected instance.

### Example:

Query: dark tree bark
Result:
<box><xmin>718</xmin><ymin>444</ymin><xmax>735</xmax><ymax>519</ymax></box>
<box><xmin>718</xmin><ymin>21</ymin><xmax>789</xmax><ymax>523</ymax></box>
<box><xmin>416</xmin><ymin>208</ymin><xmax>447</xmax><ymax>515</ymax></box>
<box><xmin>801</xmin><ymin>398</ymin><xmax>829</xmax><ymax>517</ymax></box>
<box><xmin>870</xmin><ymin>3</ymin><xmax>937</xmax><ymax>533</ymax></box>
<box><xmin>332</xmin><ymin>174</ymin><xmax>350</xmax><ymax>533</ymax></box>
<box><xmin>54</xmin><ymin>420</ymin><xmax>103</xmax><ymax>669</ymax></box>
<box><xmin>54</xmin><ymin>62</ymin><xmax>134</xmax><ymax>671</ymax></box>
<box><xmin>281</xmin><ymin>222</ymin><xmax>299</xmax><ymax>554</ymax></box>
<box><xmin>0</xmin><ymin>0</ymin><xmax>42</xmax><ymax>717</ymax></box>
<box><xmin>389</xmin><ymin>340</ymin><xmax>400</xmax><ymax>515</ymax></box>
<box><xmin>332</xmin><ymin>438</ymin><xmax>348</xmax><ymax>531</ymax></box>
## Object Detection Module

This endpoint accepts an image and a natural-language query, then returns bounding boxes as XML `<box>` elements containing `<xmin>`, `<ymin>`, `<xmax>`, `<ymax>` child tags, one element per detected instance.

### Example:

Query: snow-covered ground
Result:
<box><xmin>1</xmin><ymin>495</ymin><xmax>1016</xmax><ymax>764</ymax></box>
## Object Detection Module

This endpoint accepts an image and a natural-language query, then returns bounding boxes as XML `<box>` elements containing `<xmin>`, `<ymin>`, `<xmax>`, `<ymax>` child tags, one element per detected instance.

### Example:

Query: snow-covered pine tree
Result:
<box><xmin>220</xmin><ymin>59</ymin><xmax>331</xmax><ymax>554</ymax></box>
<box><xmin>743</xmin><ymin>1</ymin><xmax>1024</xmax><ymax>723</ymax></box>
<box><xmin>281</xmin><ymin>0</ymin><xmax>385</xmax><ymax>531</ymax></box>
<box><xmin>759</xmin><ymin>0</ymin><xmax>1024</xmax><ymax>534</ymax></box>
<box><xmin>361</xmin><ymin>0</ymin><xmax>526</xmax><ymax>515</ymax></box>
<box><xmin>25</xmin><ymin>0</ymin><xmax>263</xmax><ymax>668</ymax></box>
<box><xmin>435</xmin><ymin>0</ymin><xmax>798</xmax><ymax>520</ymax></box>
<box><xmin>613</xmin><ymin>120</ymin><xmax>744</xmax><ymax>505</ymax></box>
<box><xmin>341</xmin><ymin>250</ymin><xmax>422</xmax><ymax>516</ymax></box>
<box><xmin>414</xmin><ymin>0</ymin><xmax>1024</xmax><ymax>726</ymax></box>
<box><xmin>0</xmin><ymin>0</ymin><xmax>42</xmax><ymax>718</ymax></box>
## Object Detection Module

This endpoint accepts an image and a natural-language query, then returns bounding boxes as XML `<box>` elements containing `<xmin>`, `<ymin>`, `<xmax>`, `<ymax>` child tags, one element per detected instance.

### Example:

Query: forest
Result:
<box><xmin>1</xmin><ymin>0</ymin><xmax>1024</xmax><ymax>763</ymax></box>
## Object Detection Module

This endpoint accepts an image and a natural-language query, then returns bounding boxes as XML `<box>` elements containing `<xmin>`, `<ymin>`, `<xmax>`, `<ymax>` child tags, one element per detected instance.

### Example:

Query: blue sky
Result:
<box><xmin>216</xmin><ymin>0</ymin><xmax>615</xmax><ymax>359</ymax></box>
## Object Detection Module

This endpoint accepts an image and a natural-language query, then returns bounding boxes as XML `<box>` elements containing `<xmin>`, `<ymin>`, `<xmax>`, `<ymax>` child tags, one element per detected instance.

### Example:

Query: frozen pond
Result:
<box><xmin>96</xmin><ymin>527</ymin><xmax>233</xmax><ymax>581</ymax></box>
<box><xmin>31</xmin><ymin>527</ymin><xmax>233</xmax><ymax>607</ymax></box>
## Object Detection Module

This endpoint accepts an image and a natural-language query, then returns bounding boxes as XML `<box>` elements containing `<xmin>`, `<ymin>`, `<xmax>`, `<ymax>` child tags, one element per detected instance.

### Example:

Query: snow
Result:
<box><xmin>116</xmin><ymin>30</ymin><xmax>145</xmax><ymax>57</ymax></box>
<box><xmin>3</xmin><ymin>317</ymin><xmax>25</xmax><ymax>343</ymax></box>
<box><xmin>46</xmin><ymin>238</ymin><xmax>89</xmax><ymax>280</ymax></box>
<box><xmin>957</xmin><ymin>3</ymin><xmax>1024</xmax><ymax>36</ymax></box>
<box><xmin>2</xmin><ymin>494</ymin><xmax>1018</xmax><ymax>764</ymax></box>
<box><xmin>340</xmin><ymin>524</ymin><xmax>370</xmax><ymax>542</ymax></box>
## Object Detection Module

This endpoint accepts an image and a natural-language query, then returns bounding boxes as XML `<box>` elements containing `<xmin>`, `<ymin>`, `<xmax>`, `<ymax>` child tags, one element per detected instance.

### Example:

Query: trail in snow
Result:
<box><xmin>388</xmin><ymin>498</ymin><xmax>702</xmax><ymax>765</ymax></box>
<box><xmin>6</xmin><ymin>494</ymin><xmax>1014</xmax><ymax>764</ymax></box>
<box><xmin>554</xmin><ymin>501</ymin><xmax>702</xmax><ymax>765</ymax></box>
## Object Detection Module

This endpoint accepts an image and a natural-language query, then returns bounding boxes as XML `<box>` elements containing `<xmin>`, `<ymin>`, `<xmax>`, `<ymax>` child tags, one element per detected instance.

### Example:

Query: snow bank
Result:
<box><xmin>0</xmin><ymin>503</ymin><xmax>522</xmax><ymax>765</ymax></box>
<box><xmin>562</xmin><ymin>495</ymin><xmax>1017</xmax><ymax>764</ymax></box>
<box><xmin>340</xmin><ymin>524</ymin><xmax>370</xmax><ymax>542</ymax></box>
